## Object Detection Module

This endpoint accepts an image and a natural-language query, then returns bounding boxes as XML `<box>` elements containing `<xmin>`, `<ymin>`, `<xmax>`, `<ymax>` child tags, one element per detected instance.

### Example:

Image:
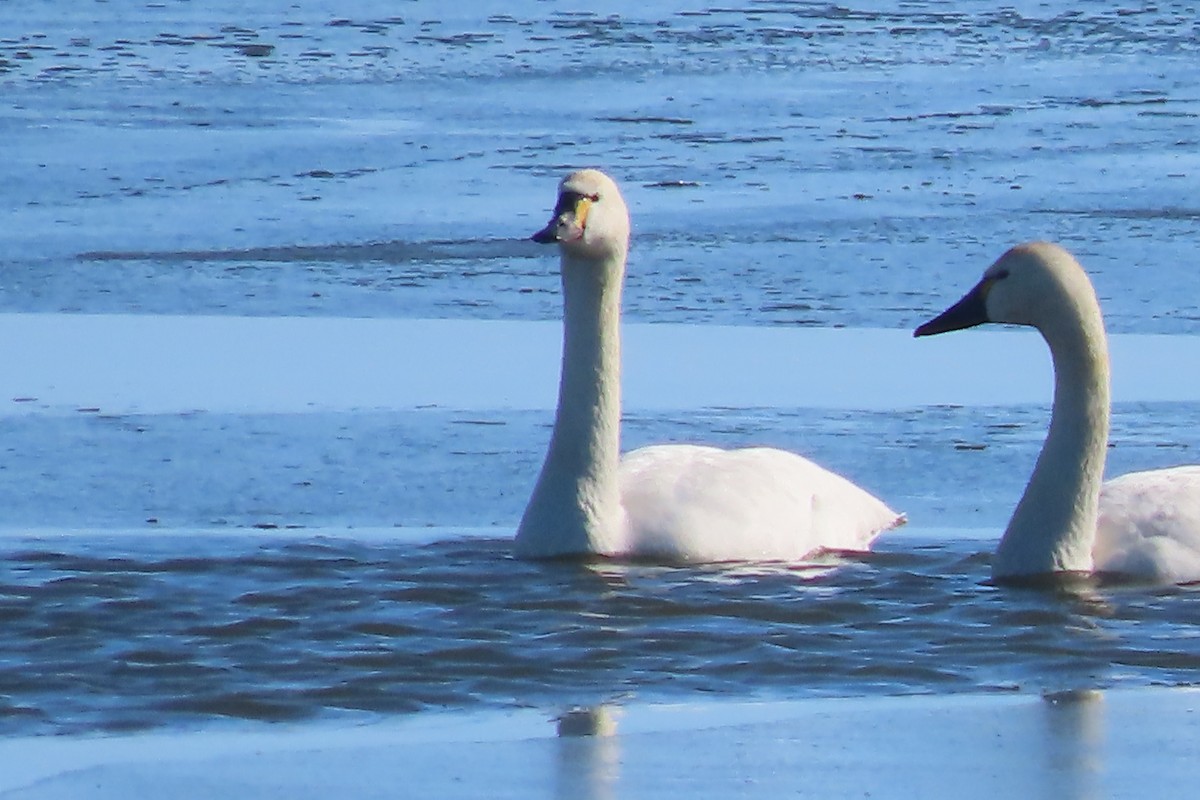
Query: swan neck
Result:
<box><xmin>554</xmin><ymin>250</ymin><xmax>624</xmax><ymax>465</ymax></box>
<box><xmin>994</xmin><ymin>308</ymin><xmax>1110</xmax><ymax>579</ymax></box>
<box><xmin>516</xmin><ymin>247</ymin><xmax>626</xmax><ymax>556</ymax></box>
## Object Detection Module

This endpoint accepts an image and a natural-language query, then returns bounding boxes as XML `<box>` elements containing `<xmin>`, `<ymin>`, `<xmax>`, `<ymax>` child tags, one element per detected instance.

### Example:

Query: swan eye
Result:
<box><xmin>980</xmin><ymin>267</ymin><xmax>1009</xmax><ymax>299</ymax></box>
<box><xmin>553</xmin><ymin>190</ymin><xmax>601</xmax><ymax>232</ymax></box>
<box><xmin>554</xmin><ymin>191</ymin><xmax>601</xmax><ymax>216</ymax></box>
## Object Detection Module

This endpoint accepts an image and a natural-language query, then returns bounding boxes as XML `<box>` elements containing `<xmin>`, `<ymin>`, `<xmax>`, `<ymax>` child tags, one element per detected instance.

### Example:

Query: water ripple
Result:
<box><xmin>1</xmin><ymin>533</ymin><xmax>1198</xmax><ymax>735</ymax></box>
<box><xmin>4</xmin><ymin>4</ymin><xmax>1199</xmax><ymax>87</ymax></box>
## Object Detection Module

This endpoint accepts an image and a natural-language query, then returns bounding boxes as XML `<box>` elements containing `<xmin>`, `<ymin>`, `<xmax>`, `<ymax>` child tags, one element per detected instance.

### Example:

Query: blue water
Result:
<box><xmin>2</xmin><ymin>1</ymin><xmax>1200</xmax><ymax>736</ymax></box>
<box><xmin>5</xmin><ymin>0</ymin><xmax>1200</xmax><ymax>330</ymax></box>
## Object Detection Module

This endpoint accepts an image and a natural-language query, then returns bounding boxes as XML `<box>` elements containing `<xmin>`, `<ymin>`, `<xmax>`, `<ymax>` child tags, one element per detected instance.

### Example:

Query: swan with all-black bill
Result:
<box><xmin>915</xmin><ymin>241</ymin><xmax>1200</xmax><ymax>584</ymax></box>
<box><xmin>515</xmin><ymin>169</ymin><xmax>904</xmax><ymax>562</ymax></box>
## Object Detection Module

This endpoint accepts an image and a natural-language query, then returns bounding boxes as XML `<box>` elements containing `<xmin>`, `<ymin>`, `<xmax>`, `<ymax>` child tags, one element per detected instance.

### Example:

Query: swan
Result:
<box><xmin>515</xmin><ymin>168</ymin><xmax>904</xmax><ymax>562</ymax></box>
<box><xmin>914</xmin><ymin>241</ymin><xmax>1200</xmax><ymax>583</ymax></box>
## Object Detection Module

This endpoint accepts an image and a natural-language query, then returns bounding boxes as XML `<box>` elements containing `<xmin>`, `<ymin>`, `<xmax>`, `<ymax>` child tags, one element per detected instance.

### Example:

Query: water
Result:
<box><xmin>5</xmin><ymin>0</ymin><xmax>1200</xmax><ymax>330</ymax></box>
<box><xmin>3</xmin><ymin>1</ymin><xmax>1200</xmax><ymax>736</ymax></box>
<box><xmin>5</xmin><ymin>531</ymin><xmax>1200</xmax><ymax>738</ymax></box>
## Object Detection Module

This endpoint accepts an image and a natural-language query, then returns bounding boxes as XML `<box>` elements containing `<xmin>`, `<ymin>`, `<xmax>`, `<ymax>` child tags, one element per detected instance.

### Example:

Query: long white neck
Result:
<box><xmin>515</xmin><ymin>248</ymin><xmax>626</xmax><ymax>557</ymax></box>
<box><xmin>993</xmin><ymin>305</ymin><xmax>1110</xmax><ymax>580</ymax></box>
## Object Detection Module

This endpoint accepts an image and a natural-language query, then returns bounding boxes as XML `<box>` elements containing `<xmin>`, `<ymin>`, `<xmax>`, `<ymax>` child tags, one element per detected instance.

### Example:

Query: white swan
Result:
<box><xmin>915</xmin><ymin>241</ymin><xmax>1200</xmax><ymax>583</ymax></box>
<box><xmin>515</xmin><ymin>169</ymin><xmax>904</xmax><ymax>562</ymax></box>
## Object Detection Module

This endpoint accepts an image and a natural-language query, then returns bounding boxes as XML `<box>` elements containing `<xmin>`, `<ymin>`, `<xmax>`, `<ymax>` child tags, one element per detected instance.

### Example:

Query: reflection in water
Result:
<box><xmin>1040</xmin><ymin>690</ymin><xmax>1105</xmax><ymax>800</ymax></box>
<box><xmin>555</xmin><ymin>706</ymin><xmax>621</xmax><ymax>800</ymax></box>
<box><xmin>557</xmin><ymin>706</ymin><xmax>621</xmax><ymax>738</ymax></box>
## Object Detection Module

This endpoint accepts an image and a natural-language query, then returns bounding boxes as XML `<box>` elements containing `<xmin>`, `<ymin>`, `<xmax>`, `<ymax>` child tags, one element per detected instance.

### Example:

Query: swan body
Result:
<box><xmin>1096</xmin><ymin>466</ymin><xmax>1200</xmax><ymax>583</ymax></box>
<box><xmin>915</xmin><ymin>241</ymin><xmax>1200</xmax><ymax>583</ymax></box>
<box><xmin>515</xmin><ymin>169</ymin><xmax>903</xmax><ymax>562</ymax></box>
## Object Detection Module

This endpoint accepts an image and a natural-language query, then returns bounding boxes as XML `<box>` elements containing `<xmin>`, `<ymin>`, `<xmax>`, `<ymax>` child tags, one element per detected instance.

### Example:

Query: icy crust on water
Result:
<box><xmin>6</xmin><ymin>2</ymin><xmax>1199</xmax><ymax>85</ymax></box>
<box><xmin>3</xmin><ymin>2</ymin><xmax>1200</xmax><ymax>331</ymax></box>
<box><xmin>0</xmin><ymin>401</ymin><xmax>1198</xmax><ymax>533</ymax></box>
<box><xmin>1</xmin><ymin>690</ymin><xmax>1197</xmax><ymax>800</ymax></box>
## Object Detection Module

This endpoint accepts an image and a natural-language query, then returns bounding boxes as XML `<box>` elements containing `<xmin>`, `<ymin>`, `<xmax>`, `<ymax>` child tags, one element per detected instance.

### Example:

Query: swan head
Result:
<box><xmin>531</xmin><ymin>169</ymin><xmax>630</xmax><ymax>262</ymax></box>
<box><xmin>914</xmin><ymin>241</ymin><xmax>1100</xmax><ymax>339</ymax></box>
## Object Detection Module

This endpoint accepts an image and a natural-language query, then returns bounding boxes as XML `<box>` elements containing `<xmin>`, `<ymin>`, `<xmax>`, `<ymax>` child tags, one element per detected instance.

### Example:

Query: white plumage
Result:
<box><xmin>916</xmin><ymin>241</ymin><xmax>1200</xmax><ymax>583</ymax></box>
<box><xmin>1096</xmin><ymin>466</ymin><xmax>1200</xmax><ymax>583</ymax></box>
<box><xmin>515</xmin><ymin>169</ymin><xmax>903</xmax><ymax>562</ymax></box>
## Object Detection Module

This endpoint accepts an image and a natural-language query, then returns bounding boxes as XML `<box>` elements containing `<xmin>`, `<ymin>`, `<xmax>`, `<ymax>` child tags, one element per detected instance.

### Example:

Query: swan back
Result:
<box><xmin>618</xmin><ymin>445</ymin><xmax>900</xmax><ymax>562</ymax></box>
<box><xmin>1096</xmin><ymin>466</ymin><xmax>1200</xmax><ymax>583</ymax></box>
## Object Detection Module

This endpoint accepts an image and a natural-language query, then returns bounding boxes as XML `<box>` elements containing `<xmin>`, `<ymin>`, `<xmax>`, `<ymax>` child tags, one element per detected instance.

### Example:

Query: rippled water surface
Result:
<box><xmin>4</xmin><ymin>1</ymin><xmax>1200</xmax><ymax>738</ymax></box>
<box><xmin>4</xmin><ymin>530</ymin><xmax>1200</xmax><ymax>737</ymax></box>
<box><xmin>1</xmin><ymin>401</ymin><xmax>1199</xmax><ymax>735</ymax></box>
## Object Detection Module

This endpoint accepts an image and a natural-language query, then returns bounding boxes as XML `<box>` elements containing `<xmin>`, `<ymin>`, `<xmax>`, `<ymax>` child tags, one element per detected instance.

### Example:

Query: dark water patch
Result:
<box><xmin>13</xmin><ymin>207</ymin><xmax>1196</xmax><ymax>333</ymax></box>
<box><xmin>643</xmin><ymin>179</ymin><xmax>703</xmax><ymax>189</ymax></box>
<box><xmin>159</xmin><ymin>692</ymin><xmax>315</xmax><ymax>723</ymax></box>
<box><xmin>2</xmin><ymin>529</ymin><xmax>1200</xmax><ymax>736</ymax></box>
<box><xmin>876</xmin><ymin>105</ymin><xmax>1019</xmax><ymax>124</ymax></box>
<box><xmin>655</xmin><ymin>131</ymin><xmax>785</xmax><ymax>145</ymax></box>
<box><xmin>601</xmin><ymin>116</ymin><xmax>694</xmax><ymax>125</ymax></box>
<box><xmin>1034</xmin><ymin>207</ymin><xmax>1200</xmax><ymax>222</ymax></box>
<box><xmin>81</xmin><ymin>237</ymin><xmax>537</xmax><ymax>265</ymax></box>
<box><xmin>217</xmin><ymin>42</ymin><xmax>276</xmax><ymax>58</ymax></box>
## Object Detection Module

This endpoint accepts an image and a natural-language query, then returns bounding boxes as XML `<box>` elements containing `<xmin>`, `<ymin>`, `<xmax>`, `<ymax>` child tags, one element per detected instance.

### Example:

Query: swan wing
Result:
<box><xmin>617</xmin><ymin>444</ymin><xmax>902</xmax><ymax>563</ymax></box>
<box><xmin>1095</xmin><ymin>465</ymin><xmax>1200</xmax><ymax>582</ymax></box>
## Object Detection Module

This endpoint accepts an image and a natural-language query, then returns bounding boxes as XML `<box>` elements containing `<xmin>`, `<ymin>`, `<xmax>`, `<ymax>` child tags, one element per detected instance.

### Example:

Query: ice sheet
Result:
<box><xmin>1</xmin><ymin>689</ymin><xmax>1195</xmax><ymax>799</ymax></box>
<box><xmin>4</xmin><ymin>314</ymin><xmax>1200</xmax><ymax>416</ymax></box>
